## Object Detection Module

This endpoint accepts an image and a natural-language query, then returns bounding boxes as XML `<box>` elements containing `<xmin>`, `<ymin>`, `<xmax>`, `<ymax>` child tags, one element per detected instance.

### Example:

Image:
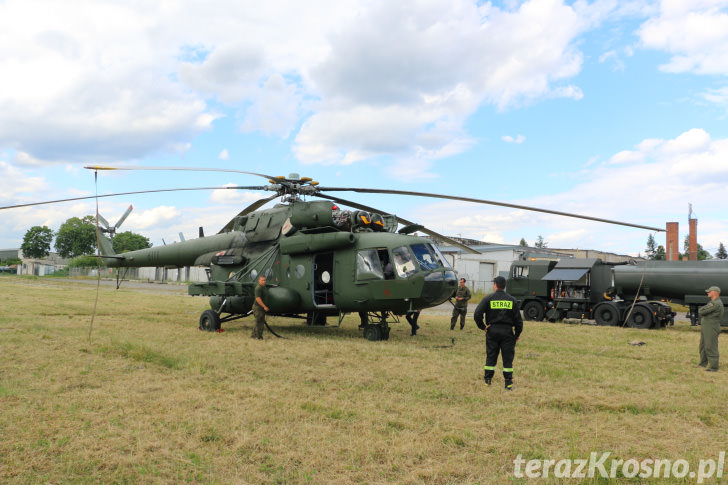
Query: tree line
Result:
<box><xmin>20</xmin><ymin>216</ymin><xmax>151</xmax><ymax>260</ymax></box>
<box><xmin>644</xmin><ymin>234</ymin><xmax>727</xmax><ymax>261</ymax></box>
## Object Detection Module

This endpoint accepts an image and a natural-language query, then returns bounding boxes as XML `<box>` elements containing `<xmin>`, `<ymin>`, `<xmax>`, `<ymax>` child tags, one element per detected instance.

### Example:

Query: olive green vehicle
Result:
<box><xmin>508</xmin><ymin>258</ymin><xmax>728</xmax><ymax>329</ymax></box>
<box><xmin>98</xmin><ymin>195</ymin><xmax>458</xmax><ymax>340</ymax></box>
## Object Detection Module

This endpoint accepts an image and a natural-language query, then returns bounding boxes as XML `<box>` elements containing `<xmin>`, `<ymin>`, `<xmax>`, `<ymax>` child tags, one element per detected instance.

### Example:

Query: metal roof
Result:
<box><xmin>542</xmin><ymin>267</ymin><xmax>590</xmax><ymax>281</ymax></box>
<box><xmin>552</xmin><ymin>258</ymin><xmax>600</xmax><ymax>269</ymax></box>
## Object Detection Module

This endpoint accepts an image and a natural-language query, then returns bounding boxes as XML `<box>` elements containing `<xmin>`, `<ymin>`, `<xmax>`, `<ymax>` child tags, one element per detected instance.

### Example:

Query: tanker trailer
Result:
<box><xmin>508</xmin><ymin>258</ymin><xmax>676</xmax><ymax>328</ymax></box>
<box><xmin>611</xmin><ymin>260</ymin><xmax>728</xmax><ymax>327</ymax></box>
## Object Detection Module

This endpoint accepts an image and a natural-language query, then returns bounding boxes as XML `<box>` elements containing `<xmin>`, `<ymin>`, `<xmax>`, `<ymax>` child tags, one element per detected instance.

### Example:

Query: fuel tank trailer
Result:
<box><xmin>507</xmin><ymin>259</ymin><xmax>728</xmax><ymax>329</ymax></box>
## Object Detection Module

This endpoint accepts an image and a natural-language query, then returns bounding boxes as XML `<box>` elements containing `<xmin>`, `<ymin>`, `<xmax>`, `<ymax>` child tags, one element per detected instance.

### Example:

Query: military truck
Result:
<box><xmin>504</xmin><ymin>258</ymin><xmax>725</xmax><ymax>328</ymax></box>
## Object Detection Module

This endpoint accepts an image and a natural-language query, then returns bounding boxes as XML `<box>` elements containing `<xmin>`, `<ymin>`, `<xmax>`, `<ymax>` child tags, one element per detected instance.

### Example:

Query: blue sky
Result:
<box><xmin>1</xmin><ymin>0</ymin><xmax>727</xmax><ymax>256</ymax></box>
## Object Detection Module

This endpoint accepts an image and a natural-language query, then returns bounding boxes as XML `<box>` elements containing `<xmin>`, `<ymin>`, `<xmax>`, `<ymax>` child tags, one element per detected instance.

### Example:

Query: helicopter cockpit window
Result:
<box><xmin>429</xmin><ymin>244</ymin><xmax>450</xmax><ymax>268</ymax></box>
<box><xmin>250</xmin><ymin>269</ymin><xmax>258</xmax><ymax>281</ymax></box>
<box><xmin>356</xmin><ymin>249</ymin><xmax>384</xmax><ymax>280</ymax></box>
<box><xmin>410</xmin><ymin>243</ymin><xmax>438</xmax><ymax>271</ymax></box>
<box><xmin>392</xmin><ymin>246</ymin><xmax>417</xmax><ymax>278</ymax></box>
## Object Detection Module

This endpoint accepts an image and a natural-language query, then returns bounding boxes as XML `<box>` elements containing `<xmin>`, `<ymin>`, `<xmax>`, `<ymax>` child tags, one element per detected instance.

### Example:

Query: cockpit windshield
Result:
<box><xmin>429</xmin><ymin>243</ymin><xmax>450</xmax><ymax>268</ymax></box>
<box><xmin>392</xmin><ymin>245</ymin><xmax>417</xmax><ymax>278</ymax></box>
<box><xmin>411</xmin><ymin>243</ymin><xmax>439</xmax><ymax>271</ymax></box>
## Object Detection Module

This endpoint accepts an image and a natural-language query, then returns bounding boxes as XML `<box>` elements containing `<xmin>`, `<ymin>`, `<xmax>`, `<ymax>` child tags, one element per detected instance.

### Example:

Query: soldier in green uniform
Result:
<box><xmin>450</xmin><ymin>278</ymin><xmax>472</xmax><ymax>330</ymax></box>
<box><xmin>698</xmin><ymin>285</ymin><xmax>724</xmax><ymax>371</ymax></box>
<box><xmin>252</xmin><ymin>275</ymin><xmax>269</xmax><ymax>340</ymax></box>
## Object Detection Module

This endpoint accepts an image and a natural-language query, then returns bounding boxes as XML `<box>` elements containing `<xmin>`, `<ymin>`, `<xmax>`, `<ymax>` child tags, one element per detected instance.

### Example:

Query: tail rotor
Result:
<box><xmin>98</xmin><ymin>204</ymin><xmax>133</xmax><ymax>237</ymax></box>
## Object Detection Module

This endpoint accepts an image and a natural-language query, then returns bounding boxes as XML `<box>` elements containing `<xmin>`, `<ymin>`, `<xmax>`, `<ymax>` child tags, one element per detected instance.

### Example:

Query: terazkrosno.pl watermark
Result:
<box><xmin>513</xmin><ymin>452</ymin><xmax>726</xmax><ymax>483</ymax></box>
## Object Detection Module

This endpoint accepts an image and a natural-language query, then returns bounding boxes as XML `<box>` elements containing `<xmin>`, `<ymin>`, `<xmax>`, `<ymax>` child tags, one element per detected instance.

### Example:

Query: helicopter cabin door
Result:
<box><xmin>313</xmin><ymin>252</ymin><xmax>335</xmax><ymax>308</ymax></box>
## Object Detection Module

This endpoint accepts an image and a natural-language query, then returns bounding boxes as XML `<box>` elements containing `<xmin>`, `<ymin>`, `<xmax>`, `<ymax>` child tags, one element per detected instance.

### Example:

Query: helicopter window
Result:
<box><xmin>378</xmin><ymin>248</ymin><xmax>394</xmax><ymax>280</ymax></box>
<box><xmin>264</xmin><ymin>268</ymin><xmax>274</xmax><ymax>279</ymax></box>
<box><xmin>356</xmin><ymin>249</ymin><xmax>384</xmax><ymax>280</ymax></box>
<box><xmin>429</xmin><ymin>244</ymin><xmax>450</xmax><ymax>268</ymax></box>
<box><xmin>294</xmin><ymin>265</ymin><xmax>305</xmax><ymax>279</ymax></box>
<box><xmin>411</xmin><ymin>243</ymin><xmax>438</xmax><ymax>271</ymax></box>
<box><xmin>321</xmin><ymin>271</ymin><xmax>331</xmax><ymax>284</ymax></box>
<box><xmin>250</xmin><ymin>269</ymin><xmax>258</xmax><ymax>280</ymax></box>
<box><xmin>392</xmin><ymin>246</ymin><xmax>417</xmax><ymax>278</ymax></box>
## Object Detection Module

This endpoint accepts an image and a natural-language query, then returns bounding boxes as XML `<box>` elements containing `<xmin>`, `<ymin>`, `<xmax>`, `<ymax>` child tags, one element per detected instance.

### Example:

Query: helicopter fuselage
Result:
<box><xmin>100</xmin><ymin>200</ymin><xmax>458</xmax><ymax>327</ymax></box>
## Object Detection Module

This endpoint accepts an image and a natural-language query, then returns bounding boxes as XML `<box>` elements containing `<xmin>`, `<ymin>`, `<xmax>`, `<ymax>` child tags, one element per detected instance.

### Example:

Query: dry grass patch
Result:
<box><xmin>1</xmin><ymin>275</ymin><xmax>727</xmax><ymax>483</ymax></box>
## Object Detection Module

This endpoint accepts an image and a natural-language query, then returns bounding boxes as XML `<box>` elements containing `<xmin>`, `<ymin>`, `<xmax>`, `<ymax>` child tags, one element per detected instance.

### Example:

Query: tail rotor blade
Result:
<box><xmin>97</xmin><ymin>213</ymin><xmax>111</xmax><ymax>231</ymax></box>
<box><xmin>115</xmin><ymin>204</ymin><xmax>133</xmax><ymax>229</ymax></box>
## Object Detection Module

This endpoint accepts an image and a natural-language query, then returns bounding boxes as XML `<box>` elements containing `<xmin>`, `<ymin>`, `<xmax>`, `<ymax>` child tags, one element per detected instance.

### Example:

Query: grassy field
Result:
<box><xmin>1</xmin><ymin>275</ymin><xmax>728</xmax><ymax>484</ymax></box>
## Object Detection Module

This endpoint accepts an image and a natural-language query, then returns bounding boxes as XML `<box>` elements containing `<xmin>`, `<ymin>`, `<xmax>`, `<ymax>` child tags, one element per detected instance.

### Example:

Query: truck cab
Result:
<box><xmin>507</xmin><ymin>259</ymin><xmax>557</xmax><ymax>321</ymax></box>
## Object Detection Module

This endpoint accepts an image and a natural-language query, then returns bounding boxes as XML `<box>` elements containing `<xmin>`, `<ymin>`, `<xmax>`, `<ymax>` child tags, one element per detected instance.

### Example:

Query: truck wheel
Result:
<box><xmin>522</xmin><ymin>301</ymin><xmax>545</xmax><ymax>321</ymax></box>
<box><xmin>199</xmin><ymin>310</ymin><xmax>221</xmax><ymax>332</ymax></box>
<box><xmin>594</xmin><ymin>304</ymin><xmax>619</xmax><ymax>326</ymax></box>
<box><xmin>626</xmin><ymin>305</ymin><xmax>653</xmax><ymax>329</ymax></box>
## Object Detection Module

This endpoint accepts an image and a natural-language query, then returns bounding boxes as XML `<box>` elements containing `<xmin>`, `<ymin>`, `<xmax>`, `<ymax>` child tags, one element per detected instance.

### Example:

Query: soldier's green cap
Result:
<box><xmin>706</xmin><ymin>286</ymin><xmax>721</xmax><ymax>293</ymax></box>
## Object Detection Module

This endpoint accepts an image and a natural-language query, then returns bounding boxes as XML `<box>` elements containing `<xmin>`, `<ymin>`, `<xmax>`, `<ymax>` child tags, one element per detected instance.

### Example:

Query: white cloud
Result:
<box><xmin>218</xmin><ymin>149</ymin><xmax>229</xmax><ymax>160</ymax></box>
<box><xmin>403</xmin><ymin>128</ymin><xmax>728</xmax><ymax>255</ymax></box>
<box><xmin>0</xmin><ymin>0</ymin><xmax>605</xmax><ymax>174</ymax></box>
<box><xmin>701</xmin><ymin>86</ymin><xmax>728</xmax><ymax>105</ymax></box>
<box><xmin>638</xmin><ymin>1</ymin><xmax>728</xmax><ymax>75</ymax></box>
<box><xmin>296</xmin><ymin>0</ymin><xmax>593</xmax><ymax>167</ymax></box>
<box><xmin>208</xmin><ymin>185</ymin><xmax>269</xmax><ymax>205</ymax></box>
<box><xmin>127</xmin><ymin>206</ymin><xmax>181</xmax><ymax>230</ymax></box>
<box><xmin>502</xmin><ymin>134</ymin><xmax>526</xmax><ymax>144</ymax></box>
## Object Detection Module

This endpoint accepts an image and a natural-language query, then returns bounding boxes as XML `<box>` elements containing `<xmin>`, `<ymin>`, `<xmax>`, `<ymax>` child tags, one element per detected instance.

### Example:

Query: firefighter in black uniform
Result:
<box><xmin>473</xmin><ymin>276</ymin><xmax>523</xmax><ymax>390</ymax></box>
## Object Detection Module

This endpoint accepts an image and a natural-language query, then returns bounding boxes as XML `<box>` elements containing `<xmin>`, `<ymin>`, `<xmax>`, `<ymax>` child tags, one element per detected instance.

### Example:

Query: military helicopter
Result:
<box><xmin>1</xmin><ymin>166</ymin><xmax>663</xmax><ymax>340</ymax></box>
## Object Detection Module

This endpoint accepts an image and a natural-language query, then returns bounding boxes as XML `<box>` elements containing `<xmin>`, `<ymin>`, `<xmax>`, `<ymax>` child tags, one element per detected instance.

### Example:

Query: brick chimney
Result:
<box><xmin>666</xmin><ymin>222</ymin><xmax>679</xmax><ymax>261</ymax></box>
<box><xmin>689</xmin><ymin>218</ymin><xmax>698</xmax><ymax>260</ymax></box>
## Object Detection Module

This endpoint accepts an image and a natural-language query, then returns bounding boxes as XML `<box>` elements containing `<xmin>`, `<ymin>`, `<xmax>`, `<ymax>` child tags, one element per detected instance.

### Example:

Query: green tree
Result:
<box><xmin>654</xmin><ymin>245</ymin><xmax>666</xmax><ymax>260</ymax></box>
<box><xmin>519</xmin><ymin>238</ymin><xmax>528</xmax><ymax>247</ymax></box>
<box><xmin>68</xmin><ymin>255</ymin><xmax>104</xmax><ymax>268</ymax></box>
<box><xmin>21</xmin><ymin>225</ymin><xmax>54</xmax><ymax>259</ymax></box>
<box><xmin>716</xmin><ymin>243</ymin><xmax>727</xmax><ymax>260</ymax></box>
<box><xmin>645</xmin><ymin>234</ymin><xmax>657</xmax><ymax>259</ymax></box>
<box><xmin>682</xmin><ymin>235</ymin><xmax>710</xmax><ymax>260</ymax></box>
<box><xmin>534</xmin><ymin>235</ymin><xmax>547</xmax><ymax>248</ymax></box>
<box><xmin>112</xmin><ymin>231</ymin><xmax>152</xmax><ymax>253</ymax></box>
<box><xmin>55</xmin><ymin>216</ymin><xmax>97</xmax><ymax>258</ymax></box>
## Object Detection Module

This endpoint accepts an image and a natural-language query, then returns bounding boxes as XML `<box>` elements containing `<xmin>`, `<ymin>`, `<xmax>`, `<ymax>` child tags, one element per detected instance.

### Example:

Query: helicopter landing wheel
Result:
<box><xmin>364</xmin><ymin>324</ymin><xmax>383</xmax><ymax>341</ymax></box>
<box><xmin>199</xmin><ymin>310</ymin><xmax>221</xmax><ymax>332</ymax></box>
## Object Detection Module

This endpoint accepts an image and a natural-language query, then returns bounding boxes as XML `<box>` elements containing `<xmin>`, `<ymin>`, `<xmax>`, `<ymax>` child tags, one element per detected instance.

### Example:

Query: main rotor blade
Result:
<box><xmin>0</xmin><ymin>186</ymin><xmax>266</xmax><ymax>211</ymax></box>
<box><xmin>218</xmin><ymin>194</ymin><xmax>279</xmax><ymax>233</ymax></box>
<box><xmin>318</xmin><ymin>187</ymin><xmax>665</xmax><ymax>232</ymax></box>
<box><xmin>314</xmin><ymin>193</ymin><xmax>480</xmax><ymax>255</ymax></box>
<box><xmin>85</xmin><ymin>165</ymin><xmax>278</xmax><ymax>182</ymax></box>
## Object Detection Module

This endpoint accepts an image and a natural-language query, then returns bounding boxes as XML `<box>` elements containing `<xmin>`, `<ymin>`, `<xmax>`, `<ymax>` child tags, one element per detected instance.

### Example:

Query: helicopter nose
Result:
<box><xmin>421</xmin><ymin>270</ymin><xmax>458</xmax><ymax>305</ymax></box>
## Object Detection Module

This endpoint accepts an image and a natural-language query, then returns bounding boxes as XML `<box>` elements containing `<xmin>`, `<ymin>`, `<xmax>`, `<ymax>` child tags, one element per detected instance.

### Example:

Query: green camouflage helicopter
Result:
<box><xmin>2</xmin><ymin>166</ymin><xmax>663</xmax><ymax>340</ymax></box>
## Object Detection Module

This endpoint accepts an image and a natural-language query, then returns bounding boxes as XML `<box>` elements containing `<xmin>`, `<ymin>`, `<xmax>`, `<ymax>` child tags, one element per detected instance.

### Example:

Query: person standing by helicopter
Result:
<box><xmin>474</xmin><ymin>276</ymin><xmax>523</xmax><ymax>390</ymax></box>
<box><xmin>406</xmin><ymin>309</ymin><xmax>421</xmax><ymax>336</ymax></box>
<box><xmin>450</xmin><ymin>278</ymin><xmax>472</xmax><ymax>330</ymax></box>
<box><xmin>252</xmin><ymin>275</ymin><xmax>269</xmax><ymax>340</ymax></box>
